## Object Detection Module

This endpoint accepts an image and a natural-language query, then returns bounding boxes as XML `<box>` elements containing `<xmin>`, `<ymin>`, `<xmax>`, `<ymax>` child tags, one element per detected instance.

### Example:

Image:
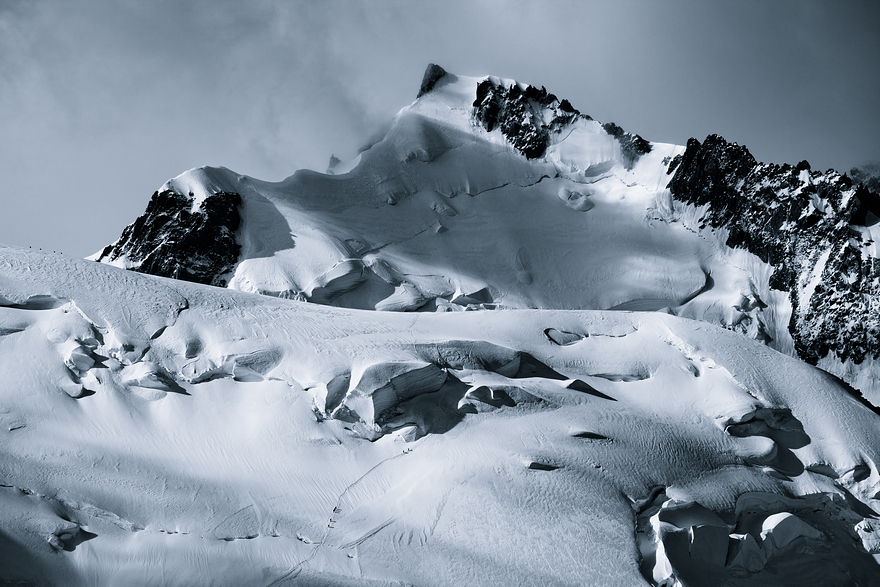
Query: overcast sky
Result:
<box><xmin>2</xmin><ymin>0</ymin><xmax>879</xmax><ymax>257</ymax></box>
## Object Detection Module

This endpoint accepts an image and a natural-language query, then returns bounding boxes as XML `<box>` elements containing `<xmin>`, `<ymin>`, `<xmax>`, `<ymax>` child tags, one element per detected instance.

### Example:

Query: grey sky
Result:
<box><xmin>2</xmin><ymin>0</ymin><xmax>878</xmax><ymax>257</ymax></box>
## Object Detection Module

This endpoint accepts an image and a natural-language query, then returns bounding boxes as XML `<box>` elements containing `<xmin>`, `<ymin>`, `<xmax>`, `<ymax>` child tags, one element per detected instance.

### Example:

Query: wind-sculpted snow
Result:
<box><xmin>636</xmin><ymin>489</ymin><xmax>880</xmax><ymax>586</ymax></box>
<box><xmin>1</xmin><ymin>248</ymin><xmax>879</xmax><ymax>585</ymax></box>
<box><xmin>51</xmin><ymin>64</ymin><xmax>880</xmax><ymax>583</ymax></box>
<box><xmin>94</xmin><ymin>66</ymin><xmax>682</xmax><ymax>319</ymax></box>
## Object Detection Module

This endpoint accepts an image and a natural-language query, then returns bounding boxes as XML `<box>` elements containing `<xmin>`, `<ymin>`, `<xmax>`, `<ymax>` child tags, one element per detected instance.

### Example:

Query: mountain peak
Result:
<box><xmin>417</xmin><ymin>63</ymin><xmax>449</xmax><ymax>98</ymax></box>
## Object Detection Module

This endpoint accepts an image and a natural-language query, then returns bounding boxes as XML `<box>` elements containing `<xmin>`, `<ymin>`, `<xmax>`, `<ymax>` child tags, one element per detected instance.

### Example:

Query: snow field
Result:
<box><xmin>1</xmin><ymin>248</ymin><xmax>879</xmax><ymax>584</ymax></box>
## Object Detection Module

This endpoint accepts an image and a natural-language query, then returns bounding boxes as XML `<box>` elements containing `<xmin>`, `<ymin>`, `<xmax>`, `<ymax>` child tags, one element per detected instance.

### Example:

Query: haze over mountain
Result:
<box><xmin>2</xmin><ymin>65</ymin><xmax>880</xmax><ymax>586</ymax></box>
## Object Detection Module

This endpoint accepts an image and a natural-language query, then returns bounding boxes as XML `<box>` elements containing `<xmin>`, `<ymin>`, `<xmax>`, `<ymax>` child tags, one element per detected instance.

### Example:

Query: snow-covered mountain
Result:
<box><xmin>668</xmin><ymin>138</ymin><xmax>880</xmax><ymax>400</ymax></box>
<box><xmin>95</xmin><ymin>65</ymin><xmax>688</xmax><ymax>317</ymax></box>
<box><xmin>93</xmin><ymin>65</ymin><xmax>880</xmax><ymax>405</ymax></box>
<box><xmin>3</xmin><ymin>65</ymin><xmax>880</xmax><ymax>585</ymax></box>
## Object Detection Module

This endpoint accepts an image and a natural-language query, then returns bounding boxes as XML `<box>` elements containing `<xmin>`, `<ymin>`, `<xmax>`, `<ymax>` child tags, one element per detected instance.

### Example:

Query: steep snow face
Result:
<box><xmin>2</xmin><ymin>246</ymin><xmax>880</xmax><ymax>586</ymax></box>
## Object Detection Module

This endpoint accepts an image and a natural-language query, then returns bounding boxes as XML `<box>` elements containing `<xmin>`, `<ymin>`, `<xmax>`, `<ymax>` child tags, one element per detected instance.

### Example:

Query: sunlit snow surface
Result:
<box><xmin>150</xmin><ymin>74</ymin><xmax>708</xmax><ymax>315</ymax></box>
<box><xmin>9</xmin><ymin>71</ymin><xmax>880</xmax><ymax>584</ymax></box>
<box><xmin>2</xmin><ymin>247</ymin><xmax>880</xmax><ymax>585</ymax></box>
<box><xmin>106</xmin><ymin>74</ymin><xmax>797</xmax><ymax>371</ymax></box>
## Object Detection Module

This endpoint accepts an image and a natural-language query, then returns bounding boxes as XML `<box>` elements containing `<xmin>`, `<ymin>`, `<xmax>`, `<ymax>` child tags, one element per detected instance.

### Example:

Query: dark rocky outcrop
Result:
<box><xmin>668</xmin><ymin>135</ymin><xmax>880</xmax><ymax>365</ymax></box>
<box><xmin>602</xmin><ymin>122</ymin><xmax>652</xmax><ymax>169</ymax></box>
<box><xmin>417</xmin><ymin>63</ymin><xmax>448</xmax><ymax>98</ymax></box>
<box><xmin>96</xmin><ymin>190</ymin><xmax>242</xmax><ymax>287</ymax></box>
<box><xmin>471</xmin><ymin>77</ymin><xmax>650</xmax><ymax>168</ymax></box>
<box><xmin>472</xmin><ymin>78</ymin><xmax>586</xmax><ymax>159</ymax></box>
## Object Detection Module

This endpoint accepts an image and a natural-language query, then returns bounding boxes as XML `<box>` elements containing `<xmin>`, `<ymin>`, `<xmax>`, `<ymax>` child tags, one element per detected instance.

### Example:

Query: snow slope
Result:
<box><xmin>2</xmin><ymin>246</ymin><xmax>880</xmax><ymax>586</ymax></box>
<box><xmin>141</xmin><ymin>72</ymin><xmax>695</xmax><ymax>314</ymax></box>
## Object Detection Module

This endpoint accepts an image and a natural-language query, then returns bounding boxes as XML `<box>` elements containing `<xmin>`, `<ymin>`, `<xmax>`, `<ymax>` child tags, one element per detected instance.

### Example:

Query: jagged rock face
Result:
<box><xmin>96</xmin><ymin>190</ymin><xmax>242</xmax><ymax>287</ymax></box>
<box><xmin>472</xmin><ymin>79</ymin><xmax>584</xmax><ymax>159</ymax></box>
<box><xmin>601</xmin><ymin>122</ymin><xmax>652</xmax><ymax>169</ymax></box>
<box><xmin>470</xmin><ymin>77</ymin><xmax>651</xmax><ymax>169</ymax></box>
<box><xmin>668</xmin><ymin>134</ymin><xmax>880</xmax><ymax>365</ymax></box>
<box><xmin>417</xmin><ymin>63</ymin><xmax>448</xmax><ymax>98</ymax></box>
